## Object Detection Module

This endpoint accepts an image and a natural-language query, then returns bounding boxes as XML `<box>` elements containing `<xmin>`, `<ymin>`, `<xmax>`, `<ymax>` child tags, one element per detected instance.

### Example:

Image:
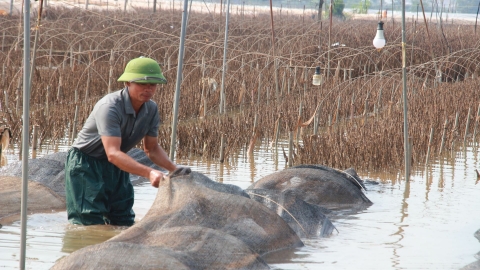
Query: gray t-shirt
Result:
<box><xmin>72</xmin><ymin>88</ymin><xmax>161</xmax><ymax>159</ymax></box>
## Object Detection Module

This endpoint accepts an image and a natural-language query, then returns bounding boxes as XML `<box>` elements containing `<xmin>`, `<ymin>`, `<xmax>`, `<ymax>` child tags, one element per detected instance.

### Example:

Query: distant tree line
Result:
<box><xmin>228</xmin><ymin>0</ymin><xmax>478</xmax><ymax>15</ymax></box>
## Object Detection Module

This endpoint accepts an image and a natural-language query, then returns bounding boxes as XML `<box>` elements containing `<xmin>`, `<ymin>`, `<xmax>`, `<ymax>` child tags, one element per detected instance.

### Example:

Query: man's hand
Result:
<box><xmin>149</xmin><ymin>170</ymin><xmax>166</xmax><ymax>188</ymax></box>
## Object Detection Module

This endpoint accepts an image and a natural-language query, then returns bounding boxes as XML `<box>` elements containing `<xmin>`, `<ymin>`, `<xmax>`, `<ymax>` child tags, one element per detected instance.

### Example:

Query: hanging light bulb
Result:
<box><xmin>373</xmin><ymin>21</ymin><xmax>386</xmax><ymax>50</ymax></box>
<box><xmin>312</xmin><ymin>66</ymin><xmax>323</xmax><ymax>86</ymax></box>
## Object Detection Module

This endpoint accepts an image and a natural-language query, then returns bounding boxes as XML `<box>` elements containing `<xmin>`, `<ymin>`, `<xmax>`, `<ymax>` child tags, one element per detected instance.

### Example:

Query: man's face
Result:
<box><xmin>126</xmin><ymin>82</ymin><xmax>158</xmax><ymax>104</ymax></box>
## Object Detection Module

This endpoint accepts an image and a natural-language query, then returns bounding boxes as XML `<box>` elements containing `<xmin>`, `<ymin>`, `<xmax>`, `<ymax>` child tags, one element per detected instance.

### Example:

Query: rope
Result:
<box><xmin>247</xmin><ymin>191</ymin><xmax>307</xmax><ymax>236</ymax></box>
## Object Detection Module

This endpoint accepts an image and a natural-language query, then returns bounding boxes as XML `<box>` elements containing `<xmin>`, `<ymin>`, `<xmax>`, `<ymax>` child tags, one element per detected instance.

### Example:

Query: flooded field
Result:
<box><xmin>1</xmin><ymin>3</ymin><xmax>480</xmax><ymax>268</ymax></box>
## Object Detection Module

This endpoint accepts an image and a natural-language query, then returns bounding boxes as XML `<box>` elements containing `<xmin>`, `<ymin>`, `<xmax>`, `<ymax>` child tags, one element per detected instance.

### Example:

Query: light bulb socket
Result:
<box><xmin>315</xmin><ymin>66</ymin><xmax>321</xmax><ymax>75</ymax></box>
<box><xmin>377</xmin><ymin>21</ymin><xmax>384</xmax><ymax>30</ymax></box>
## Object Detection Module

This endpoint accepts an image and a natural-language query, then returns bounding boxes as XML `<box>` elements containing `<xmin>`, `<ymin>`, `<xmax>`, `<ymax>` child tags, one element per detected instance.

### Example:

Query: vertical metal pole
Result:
<box><xmin>219</xmin><ymin>0</ymin><xmax>231</xmax><ymax>115</ymax></box>
<box><xmin>401</xmin><ymin>0</ymin><xmax>410</xmax><ymax>181</ymax></box>
<box><xmin>327</xmin><ymin>0</ymin><xmax>332</xmax><ymax>78</ymax></box>
<box><xmin>169</xmin><ymin>0</ymin><xmax>189</xmax><ymax>160</ymax></box>
<box><xmin>20</xmin><ymin>0</ymin><xmax>31</xmax><ymax>268</ymax></box>
<box><xmin>9</xmin><ymin>0</ymin><xmax>13</xmax><ymax>15</ymax></box>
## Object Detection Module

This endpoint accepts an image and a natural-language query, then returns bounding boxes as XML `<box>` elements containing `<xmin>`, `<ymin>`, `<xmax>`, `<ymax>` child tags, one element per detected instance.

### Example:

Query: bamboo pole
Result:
<box><xmin>314</xmin><ymin>105</ymin><xmax>320</xmax><ymax>135</ymax></box>
<box><xmin>16</xmin><ymin>76</ymin><xmax>21</xmax><ymax>115</ymax></box>
<box><xmin>71</xmin><ymin>105</ymin><xmax>79</xmax><ymax>145</ymax></box>
<box><xmin>1</xmin><ymin>64</ymin><xmax>4</xmax><ymax>85</ymax></box>
<box><xmin>266</xmin><ymin>87</ymin><xmax>270</xmax><ymax>106</ymax></box>
<box><xmin>32</xmin><ymin>125</ymin><xmax>39</xmax><ymax>151</ymax></box>
<box><xmin>287</xmin><ymin>75</ymin><xmax>291</xmax><ymax>95</ymax></box>
<box><xmin>363</xmin><ymin>91</ymin><xmax>370</xmax><ymax>116</ymax></box>
<box><xmin>107</xmin><ymin>50</ymin><xmax>114</xmax><ymax>94</ymax></box>
<box><xmin>0</xmin><ymin>138</ymin><xmax>2</xmax><ymax>167</ymax></box>
<box><xmin>247</xmin><ymin>114</ymin><xmax>258</xmax><ymax>157</ymax></box>
<box><xmin>56</xmin><ymin>76</ymin><xmax>62</xmax><ymax>100</ymax></box>
<box><xmin>274</xmin><ymin>59</ymin><xmax>279</xmax><ymax>99</ymax></box>
<box><xmin>85</xmin><ymin>69</ymin><xmax>90</xmax><ymax>104</ymax></box>
<box><xmin>451</xmin><ymin>112</ymin><xmax>459</xmax><ymax>152</ymax></box>
<box><xmin>48</xmin><ymin>41</ymin><xmax>53</xmax><ymax>69</ymax></box>
<box><xmin>439</xmin><ymin>118</ymin><xmax>448</xmax><ymax>154</ymax></box>
<box><xmin>464</xmin><ymin>107</ymin><xmax>471</xmax><ymax>146</ymax></box>
<box><xmin>274</xmin><ymin>116</ymin><xmax>281</xmax><ymax>153</ymax></box>
<box><xmin>257</xmin><ymin>73</ymin><xmax>262</xmax><ymax>105</ymax></box>
<box><xmin>425</xmin><ymin>127</ymin><xmax>434</xmax><ymax>165</ymax></box>
<box><xmin>377</xmin><ymin>87</ymin><xmax>383</xmax><ymax>110</ymax></box>
<box><xmin>334</xmin><ymin>96</ymin><xmax>341</xmax><ymax>124</ymax></box>
<box><xmin>28</xmin><ymin>0</ymin><xmax>43</xmax><ymax>92</ymax></box>
<box><xmin>77</xmin><ymin>44</ymin><xmax>81</xmax><ymax>64</ymax></box>
<box><xmin>296</xmin><ymin>100</ymin><xmax>303</xmax><ymax>144</ymax></box>
<box><xmin>219</xmin><ymin>134</ymin><xmax>225</xmax><ymax>163</ymax></box>
<box><xmin>169</xmin><ymin>0</ymin><xmax>189</xmax><ymax>160</ymax></box>
<box><xmin>472</xmin><ymin>103</ymin><xmax>480</xmax><ymax>145</ymax></box>
<box><xmin>2</xmin><ymin>89</ymin><xmax>8</xmax><ymax>117</ymax></box>
<box><xmin>408</xmin><ymin>137</ymin><xmax>412</xmax><ymax>175</ymax></box>
<box><xmin>69</xmin><ymin>46</ymin><xmax>73</xmax><ymax>67</ymax></box>
<box><xmin>201</xmin><ymin>57</ymin><xmax>207</xmax><ymax>118</ymax></box>
<box><xmin>350</xmin><ymin>92</ymin><xmax>355</xmax><ymax>120</ymax></box>
<box><xmin>219</xmin><ymin>0</ymin><xmax>231</xmax><ymax>115</ymax></box>
<box><xmin>303</xmin><ymin>66</ymin><xmax>307</xmax><ymax>95</ymax></box>
<box><xmin>44</xmin><ymin>86</ymin><xmax>49</xmax><ymax>117</ymax></box>
<box><xmin>288</xmin><ymin>130</ymin><xmax>293</xmax><ymax>167</ymax></box>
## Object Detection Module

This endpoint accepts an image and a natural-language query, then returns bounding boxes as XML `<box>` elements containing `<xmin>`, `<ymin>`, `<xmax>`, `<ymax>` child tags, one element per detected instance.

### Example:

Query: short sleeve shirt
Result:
<box><xmin>72</xmin><ymin>88</ymin><xmax>161</xmax><ymax>159</ymax></box>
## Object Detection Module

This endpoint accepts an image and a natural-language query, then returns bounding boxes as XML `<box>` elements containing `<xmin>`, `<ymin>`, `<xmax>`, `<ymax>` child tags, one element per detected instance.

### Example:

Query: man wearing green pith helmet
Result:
<box><xmin>65</xmin><ymin>56</ymin><xmax>189</xmax><ymax>226</ymax></box>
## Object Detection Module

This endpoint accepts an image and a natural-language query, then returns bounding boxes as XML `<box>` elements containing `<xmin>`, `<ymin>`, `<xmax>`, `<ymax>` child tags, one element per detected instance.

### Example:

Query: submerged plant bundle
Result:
<box><xmin>0</xmin><ymin>6</ymin><xmax>479</xmax><ymax>172</ymax></box>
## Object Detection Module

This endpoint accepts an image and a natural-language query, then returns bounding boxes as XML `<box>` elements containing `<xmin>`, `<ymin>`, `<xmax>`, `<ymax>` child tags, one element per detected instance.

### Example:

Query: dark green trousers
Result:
<box><xmin>65</xmin><ymin>148</ymin><xmax>135</xmax><ymax>226</ymax></box>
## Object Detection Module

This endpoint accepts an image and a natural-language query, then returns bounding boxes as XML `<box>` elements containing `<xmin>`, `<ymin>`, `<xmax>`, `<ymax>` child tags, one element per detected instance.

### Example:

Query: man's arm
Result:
<box><xmin>143</xmin><ymin>135</ymin><xmax>177</xmax><ymax>173</ymax></box>
<box><xmin>101</xmin><ymin>136</ymin><xmax>166</xmax><ymax>187</ymax></box>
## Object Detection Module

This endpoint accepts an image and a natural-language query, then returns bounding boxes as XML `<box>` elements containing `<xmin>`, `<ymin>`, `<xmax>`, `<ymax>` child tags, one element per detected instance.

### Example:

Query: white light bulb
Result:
<box><xmin>373</xmin><ymin>37</ymin><xmax>386</xmax><ymax>49</ymax></box>
<box><xmin>373</xmin><ymin>21</ymin><xmax>386</xmax><ymax>50</ymax></box>
<box><xmin>312</xmin><ymin>67</ymin><xmax>323</xmax><ymax>86</ymax></box>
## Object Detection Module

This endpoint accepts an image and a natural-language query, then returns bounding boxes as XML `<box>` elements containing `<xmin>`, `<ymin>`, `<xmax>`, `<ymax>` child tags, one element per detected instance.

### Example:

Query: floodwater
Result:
<box><xmin>1</xmin><ymin>140</ymin><xmax>480</xmax><ymax>270</ymax></box>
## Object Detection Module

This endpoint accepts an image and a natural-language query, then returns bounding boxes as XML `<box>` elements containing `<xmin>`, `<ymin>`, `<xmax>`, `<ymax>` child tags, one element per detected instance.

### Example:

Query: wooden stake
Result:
<box><xmin>472</xmin><ymin>103</ymin><xmax>480</xmax><ymax>145</ymax></box>
<box><xmin>425</xmin><ymin>127</ymin><xmax>434</xmax><ymax>166</ymax></box>
<box><xmin>57</xmin><ymin>76</ymin><xmax>62</xmax><ymax>101</ymax></box>
<box><xmin>288</xmin><ymin>131</ymin><xmax>293</xmax><ymax>167</ymax></box>
<box><xmin>439</xmin><ymin>118</ymin><xmax>448</xmax><ymax>155</ymax></box>
<box><xmin>219</xmin><ymin>134</ymin><xmax>225</xmax><ymax>163</ymax></box>
<box><xmin>464</xmin><ymin>107</ymin><xmax>471</xmax><ymax>146</ymax></box>
<box><xmin>45</xmin><ymin>86</ymin><xmax>49</xmax><ymax>117</ymax></box>
<box><xmin>71</xmin><ymin>105</ymin><xmax>79</xmax><ymax>144</ymax></box>
<box><xmin>32</xmin><ymin>125</ymin><xmax>39</xmax><ymax>151</ymax></box>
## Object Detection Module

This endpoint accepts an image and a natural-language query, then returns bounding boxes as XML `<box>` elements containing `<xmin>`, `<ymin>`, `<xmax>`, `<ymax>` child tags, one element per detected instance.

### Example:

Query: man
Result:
<box><xmin>65</xmin><ymin>56</ymin><xmax>182</xmax><ymax>226</ymax></box>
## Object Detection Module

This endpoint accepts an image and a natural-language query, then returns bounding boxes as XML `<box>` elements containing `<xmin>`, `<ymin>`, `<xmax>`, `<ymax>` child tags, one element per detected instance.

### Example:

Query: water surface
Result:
<box><xmin>1</xmin><ymin>141</ymin><xmax>479</xmax><ymax>269</ymax></box>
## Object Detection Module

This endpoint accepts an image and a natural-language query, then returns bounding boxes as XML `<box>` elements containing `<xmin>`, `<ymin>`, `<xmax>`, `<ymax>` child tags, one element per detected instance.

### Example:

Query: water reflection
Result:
<box><xmin>391</xmin><ymin>180</ymin><xmax>410</xmax><ymax>269</ymax></box>
<box><xmin>61</xmin><ymin>225</ymin><xmax>124</xmax><ymax>254</ymax></box>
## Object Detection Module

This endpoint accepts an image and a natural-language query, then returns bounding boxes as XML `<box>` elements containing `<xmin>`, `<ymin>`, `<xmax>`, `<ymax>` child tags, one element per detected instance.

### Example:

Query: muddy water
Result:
<box><xmin>1</xmin><ymin>141</ymin><xmax>480</xmax><ymax>269</ymax></box>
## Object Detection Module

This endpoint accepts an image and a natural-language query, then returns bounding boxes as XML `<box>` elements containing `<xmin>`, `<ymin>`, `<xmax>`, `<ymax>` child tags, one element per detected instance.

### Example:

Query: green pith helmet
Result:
<box><xmin>117</xmin><ymin>57</ymin><xmax>167</xmax><ymax>84</ymax></box>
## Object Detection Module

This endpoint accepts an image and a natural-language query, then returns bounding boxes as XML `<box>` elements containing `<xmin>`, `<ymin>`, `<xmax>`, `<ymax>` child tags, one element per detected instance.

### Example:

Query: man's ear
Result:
<box><xmin>125</xmin><ymin>82</ymin><xmax>131</xmax><ymax>87</ymax></box>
